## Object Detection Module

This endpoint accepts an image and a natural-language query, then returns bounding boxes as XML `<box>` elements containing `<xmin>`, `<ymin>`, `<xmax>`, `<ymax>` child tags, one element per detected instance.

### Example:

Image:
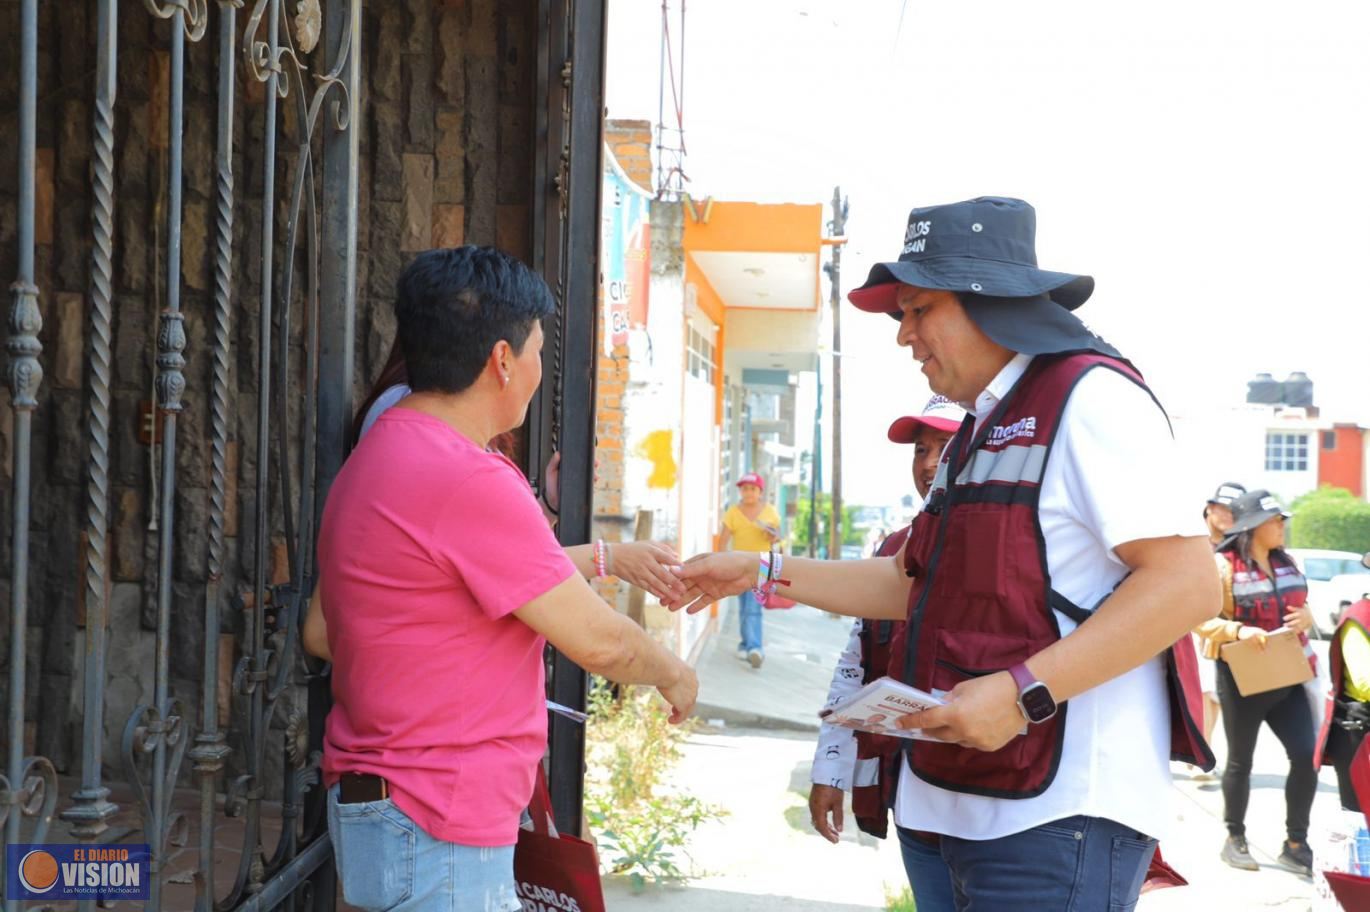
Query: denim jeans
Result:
<box><xmin>895</xmin><ymin>827</ymin><xmax>955</xmax><ymax>912</ymax></box>
<box><xmin>327</xmin><ymin>786</ymin><xmax>522</xmax><ymax>911</ymax></box>
<box><xmin>736</xmin><ymin>589</ymin><xmax>763</xmax><ymax>653</ymax></box>
<box><xmin>939</xmin><ymin>815</ymin><xmax>1157</xmax><ymax>912</ymax></box>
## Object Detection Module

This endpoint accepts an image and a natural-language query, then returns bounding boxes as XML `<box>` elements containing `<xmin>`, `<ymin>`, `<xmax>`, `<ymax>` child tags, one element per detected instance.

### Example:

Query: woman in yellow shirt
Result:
<box><xmin>720</xmin><ymin>472</ymin><xmax>781</xmax><ymax>669</ymax></box>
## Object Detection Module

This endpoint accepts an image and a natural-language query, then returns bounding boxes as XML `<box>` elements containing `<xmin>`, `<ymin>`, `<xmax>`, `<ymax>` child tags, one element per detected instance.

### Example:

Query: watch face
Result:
<box><xmin>1019</xmin><ymin>682</ymin><xmax>1058</xmax><ymax>724</ymax></box>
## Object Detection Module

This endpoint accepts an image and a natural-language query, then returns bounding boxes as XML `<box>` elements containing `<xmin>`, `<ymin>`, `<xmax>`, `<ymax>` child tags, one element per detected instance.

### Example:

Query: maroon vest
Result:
<box><xmin>1221</xmin><ymin>548</ymin><xmax>1313</xmax><ymax>653</ymax></box>
<box><xmin>888</xmin><ymin>352</ymin><xmax>1214</xmax><ymax>799</ymax></box>
<box><xmin>851</xmin><ymin>525</ymin><xmax>910</xmax><ymax>839</ymax></box>
<box><xmin>1315</xmin><ymin>598</ymin><xmax>1370</xmax><ymax>768</ymax></box>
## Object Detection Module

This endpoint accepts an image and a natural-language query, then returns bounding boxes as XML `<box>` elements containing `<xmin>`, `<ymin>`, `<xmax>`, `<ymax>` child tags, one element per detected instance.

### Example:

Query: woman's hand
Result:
<box><xmin>1236</xmin><ymin>625</ymin><xmax>1268</xmax><ymax>649</ymax></box>
<box><xmin>1284</xmin><ymin>604</ymin><xmax>1315</xmax><ymax>635</ymax></box>
<box><xmin>608</xmin><ymin>540</ymin><xmax>684</xmax><ymax>601</ymax></box>
<box><xmin>662</xmin><ymin>552</ymin><xmax>758</xmax><ymax>614</ymax></box>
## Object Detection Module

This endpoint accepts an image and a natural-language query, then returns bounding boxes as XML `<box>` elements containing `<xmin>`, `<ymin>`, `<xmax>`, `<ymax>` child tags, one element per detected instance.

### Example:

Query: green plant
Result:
<box><xmin>583</xmin><ymin>681</ymin><xmax>726</xmax><ymax>889</ymax></box>
<box><xmin>1288</xmin><ymin>486</ymin><xmax>1370</xmax><ymax>553</ymax></box>
<box><xmin>884</xmin><ymin>883</ymin><xmax>917</xmax><ymax>912</ymax></box>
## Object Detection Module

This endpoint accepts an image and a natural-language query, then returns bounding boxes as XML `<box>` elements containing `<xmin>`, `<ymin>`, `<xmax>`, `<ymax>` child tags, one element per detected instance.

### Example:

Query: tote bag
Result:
<box><xmin>513</xmin><ymin>766</ymin><xmax>606</xmax><ymax>912</ymax></box>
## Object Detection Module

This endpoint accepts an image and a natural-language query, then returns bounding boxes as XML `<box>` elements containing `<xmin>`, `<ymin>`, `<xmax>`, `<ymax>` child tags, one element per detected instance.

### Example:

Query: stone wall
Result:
<box><xmin>0</xmin><ymin>0</ymin><xmax>540</xmax><ymax>784</ymax></box>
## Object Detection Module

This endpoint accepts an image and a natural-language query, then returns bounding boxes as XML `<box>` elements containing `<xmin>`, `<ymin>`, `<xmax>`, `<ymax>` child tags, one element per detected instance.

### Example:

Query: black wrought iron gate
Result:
<box><xmin>1</xmin><ymin>0</ymin><xmax>605</xmax><ymax>908</ymax></box>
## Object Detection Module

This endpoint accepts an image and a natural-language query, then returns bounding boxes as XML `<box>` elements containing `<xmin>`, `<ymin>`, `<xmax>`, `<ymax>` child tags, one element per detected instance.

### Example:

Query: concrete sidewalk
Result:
<box><xmin>693</xmin><ymin>598</ymin><xmax>857</xmax><ymax>731</ymax></box>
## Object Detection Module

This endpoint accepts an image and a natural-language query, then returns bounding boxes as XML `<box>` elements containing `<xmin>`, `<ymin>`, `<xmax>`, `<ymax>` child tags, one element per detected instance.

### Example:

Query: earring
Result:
<box><xmin>501</xmin><ymin>373</ymin><xmax>509</xmax><ymax>388</ymax></box>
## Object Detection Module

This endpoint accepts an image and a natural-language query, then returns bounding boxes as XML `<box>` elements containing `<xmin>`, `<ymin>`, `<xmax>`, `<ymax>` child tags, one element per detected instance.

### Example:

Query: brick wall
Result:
<box><xmin>605</xmin><ymin>118</ymin><xmax>653</xmax><ymax>192</ymax></box>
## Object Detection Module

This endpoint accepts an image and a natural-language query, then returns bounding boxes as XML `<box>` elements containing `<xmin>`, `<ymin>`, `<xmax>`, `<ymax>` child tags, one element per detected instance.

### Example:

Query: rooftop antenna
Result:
<box><xmin>656</xmin><ymin>0</ymin><xmax>688</xmax><ymax>200</ymax></box>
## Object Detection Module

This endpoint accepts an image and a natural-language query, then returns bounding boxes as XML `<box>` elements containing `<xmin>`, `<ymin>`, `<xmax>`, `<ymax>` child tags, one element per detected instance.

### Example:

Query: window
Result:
<box><xmin>687</xmin><ymin>324</ymin><xmax>715</xmax><ymax>383</ymax></box>
<box><xmin>1264</xmin><ymin>431</ymin><xmax>1309</xmax><ymax>472</ymax></box>
<box><xmin>1322</xmin><ymin>430</ymin><xmax>1337</xmax><ymax>450</ymax></box>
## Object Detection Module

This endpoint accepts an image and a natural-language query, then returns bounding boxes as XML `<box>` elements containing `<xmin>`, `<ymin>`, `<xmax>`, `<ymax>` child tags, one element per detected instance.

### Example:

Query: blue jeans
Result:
<box><xmin>939</xmin><ymin>815</ymin><xmax>1156</xmax><ymax>912</ymax></box>
<box><xmin>895</xmin><ymin>827</ymin><xmax>956</xmax><ymax>912</ymax></box>
<box><xmin>736</xmin><ymin>589</ymin><xmax>763</xmax><ymax>653</ymax></box>
<box><xmin>327</xmin><ymin>786</ymin><xmax>522</xmax><ymax>911</ymax></box>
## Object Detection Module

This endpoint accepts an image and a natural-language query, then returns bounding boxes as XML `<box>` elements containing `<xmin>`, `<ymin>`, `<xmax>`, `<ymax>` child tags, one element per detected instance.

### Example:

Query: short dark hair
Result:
<box><xmin>394</xmin><ymin>246</ymin><xmax>556</xmax><ymax>394</ymax></box>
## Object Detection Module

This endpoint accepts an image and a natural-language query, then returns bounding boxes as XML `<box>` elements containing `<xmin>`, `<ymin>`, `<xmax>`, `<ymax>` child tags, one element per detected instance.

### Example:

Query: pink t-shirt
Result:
<box><xmin>318</xmin><ymin>407</ymin><xmax>577</xmax><ymax>846</ymax></box>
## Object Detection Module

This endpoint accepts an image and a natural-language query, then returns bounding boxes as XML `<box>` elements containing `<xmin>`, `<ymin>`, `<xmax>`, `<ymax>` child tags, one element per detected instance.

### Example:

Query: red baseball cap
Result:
<box><xmin>736</xmin><ymin>472</ymin><xmax>765</xmax><ymax>490</ymax></box>
<box><xmin>887</xmin><ymin>395</ymin><xmax>966</xmax><ymax>444</ymax></box>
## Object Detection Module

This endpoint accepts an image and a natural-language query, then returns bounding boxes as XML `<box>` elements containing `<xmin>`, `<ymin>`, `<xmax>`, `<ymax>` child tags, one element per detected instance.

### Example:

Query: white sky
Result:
<box><xmin>606</xmin><ymin>0</ymin><xmax>1370</xmax><ymax>506</ymax></box>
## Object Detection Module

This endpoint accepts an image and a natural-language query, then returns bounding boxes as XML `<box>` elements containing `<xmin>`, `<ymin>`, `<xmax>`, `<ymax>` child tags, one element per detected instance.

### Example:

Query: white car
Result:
<box><xmin>1286</xmin><ymin>548</ymin><xmax>1370</xmax><ymax>632</ymax></box>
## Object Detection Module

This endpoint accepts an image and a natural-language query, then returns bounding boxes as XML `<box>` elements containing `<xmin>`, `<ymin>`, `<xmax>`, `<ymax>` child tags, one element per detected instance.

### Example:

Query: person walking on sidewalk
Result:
<box><xmin>1197</xmin><ymin>489</ymin><xmax>1318</xmax><ymax>875</ymax></box>
<box><xmin>1192</xmin><ymin>482</ymin><xmax>1247</xmax><ymax>758</ymax></box>
<box><xmin>719</xmin><ymin>472</ymin><xmax>782</xmax><ymax>669</ymax></box>
<box><xmin>809</xmin><ymin>394</ymin><xmax>964</xmax><ymax>912</ymax></box>
<box><xmin>317</xmin><ymin>246</ymin><xmax>698</xmax><ymax>911</ymax></box>
<box><xmin>667</xmin><ymin>197</ymin><xmax>1217</xmax><ymax>911</ymax></box>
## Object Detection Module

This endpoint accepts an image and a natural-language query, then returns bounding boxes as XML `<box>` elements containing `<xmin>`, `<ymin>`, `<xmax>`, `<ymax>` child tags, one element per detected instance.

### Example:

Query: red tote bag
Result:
<box><xmin>513</xmin><ymin>766</ymin><xmax>606</xmax><ymax>912</ymax></box>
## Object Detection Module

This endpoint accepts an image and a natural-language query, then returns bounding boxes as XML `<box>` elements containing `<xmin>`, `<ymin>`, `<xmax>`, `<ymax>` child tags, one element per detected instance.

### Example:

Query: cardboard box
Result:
<box><xmin>1220</xmin><ymin>627</ymin><xmax>1314</xmax><ymax>696</ymax></box>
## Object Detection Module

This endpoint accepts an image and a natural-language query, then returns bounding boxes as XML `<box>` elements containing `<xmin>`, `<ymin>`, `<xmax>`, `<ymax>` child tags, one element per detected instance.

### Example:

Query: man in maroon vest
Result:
<box><xmin>668</xmin><ymin>197</ymin><xmax>1217</xmax><ymax>911</ymax></box>
<box><xmin>808</xmin><ymin>394</ymin><xmax>963</xmax><ymax>912</ymax></box>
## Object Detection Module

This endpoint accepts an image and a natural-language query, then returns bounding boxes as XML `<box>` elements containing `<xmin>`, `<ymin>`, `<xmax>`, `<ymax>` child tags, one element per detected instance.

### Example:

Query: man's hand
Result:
<box><xmin>658</xmin><ymin>663</ymin><xmax>699</xmax><ymax>724</ymax></box>
<box><xmin>609</xmin><ymin>541</ymin><xmax>685</xmax><ymax>601</ymax></box>
<box><xmin>1284</xmin><ymin>605</ymin><xmax>1314</xmax><ymax>635</ymax></box>
<box><xmin>896</xmin><ymin>670</ymin><xmax>1024</xmax><ymax>752</ymax></box>
<box><xmin>808</xmin><ymin>785</ymin><xmax>845</xmax><ymax>844</ymax></box>
<box><xmin>663</xmin><ymin>552</ymin><xmax>758</xmax><ymax>614</ymax></box>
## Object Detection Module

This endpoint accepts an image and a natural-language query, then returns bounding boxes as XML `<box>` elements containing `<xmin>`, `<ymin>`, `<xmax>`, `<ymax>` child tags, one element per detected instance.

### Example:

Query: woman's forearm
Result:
<box><xmin>564</xmin><ymin>542</ymin><xmax>594</xmax><ymax>579</ymax></box>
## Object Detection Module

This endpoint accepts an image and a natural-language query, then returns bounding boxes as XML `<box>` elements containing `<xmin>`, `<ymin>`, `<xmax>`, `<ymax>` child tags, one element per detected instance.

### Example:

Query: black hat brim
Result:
<box><xmin>848</xmin><ymin>257</ymin><xmax>1094</xmax><ymax>314</ymax></box>
<box><xmin>1224</xmin><ymin>508</ymin><xmax>1293</xmax><ymax>538</ymax></box>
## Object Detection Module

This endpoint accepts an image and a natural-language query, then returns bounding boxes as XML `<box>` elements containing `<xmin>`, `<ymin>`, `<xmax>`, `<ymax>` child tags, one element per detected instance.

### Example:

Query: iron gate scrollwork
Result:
<box><xmin>3</xmin><ymin>0</ymin><xmax>358</xmax><ymax>908</ymax></box>
<box><xmin>3</xmin><ymin>0</ymin><xmax>607</xmax><ymax>905</ymax></box>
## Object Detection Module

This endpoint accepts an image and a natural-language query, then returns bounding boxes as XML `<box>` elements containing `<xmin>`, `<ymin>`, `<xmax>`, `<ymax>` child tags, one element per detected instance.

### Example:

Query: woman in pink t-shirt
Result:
<box><xmin>316</xmin><ymin>246</ymin><xmax>697</xmax><ymax>912</ymax></box>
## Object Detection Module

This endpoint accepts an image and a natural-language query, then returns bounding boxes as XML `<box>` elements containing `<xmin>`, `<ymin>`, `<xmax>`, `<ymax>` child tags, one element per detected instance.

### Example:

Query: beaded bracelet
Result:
<box><xmin>593</xmin><ymin>540</ymin><xmax>609</xmax><ymax>578</ymax></box>
<box><xmin>753</xmin><ymin>549</ymin><xmax>790</xmax><ymax>606</ymax></box>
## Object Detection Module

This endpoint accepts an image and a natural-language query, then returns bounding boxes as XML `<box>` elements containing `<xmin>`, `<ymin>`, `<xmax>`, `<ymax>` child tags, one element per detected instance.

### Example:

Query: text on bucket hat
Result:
<box><xmin>736</xmin><ymin>472</ymin><xmax>764</xmax><ymax>491</ymax></box>
<box><xmin>887</xmin><ymin>395</ymin><xmax>968</xmax><ymax>444</ymax></box>
<box><xmin>847</xmin><ymin>197</ymin><xmax>1094</xmax><ymax>316</ymax></box>
<box><xmin>1224</xmin><ymin>489</ymin><xmax>1291</xmax><ymax>537</ymax></box>
<box><xmin>1207</xmin><ymin>482</ymin><xmax>1247</xmax><ymax>507</ymax></box>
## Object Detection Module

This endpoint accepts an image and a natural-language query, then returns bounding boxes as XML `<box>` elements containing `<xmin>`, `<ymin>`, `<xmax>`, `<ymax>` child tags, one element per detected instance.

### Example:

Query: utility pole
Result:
<box><xmin>825</xmin><ymin>186</ymin><xmax>847</xmax><ymax>563</ymax></box>
<box><xmin>808</xmin><ymin>365</ymin><xmax>822</xmax><ymax>557</ymax></box>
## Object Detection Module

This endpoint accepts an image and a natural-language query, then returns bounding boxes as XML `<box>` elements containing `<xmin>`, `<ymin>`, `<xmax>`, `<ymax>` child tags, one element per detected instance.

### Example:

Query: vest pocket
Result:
<box><xmin>913</xmin><ymin>628</ymin><xmax>1064</xmax><ymax>798</ymax></box>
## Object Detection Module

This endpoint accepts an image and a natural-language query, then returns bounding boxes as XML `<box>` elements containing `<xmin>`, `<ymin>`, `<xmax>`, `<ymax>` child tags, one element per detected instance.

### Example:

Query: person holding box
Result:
<box><xmin>1196</xmin><ymin>488</ymin><xmax>1317</xmax><ymax>874</ymax></box>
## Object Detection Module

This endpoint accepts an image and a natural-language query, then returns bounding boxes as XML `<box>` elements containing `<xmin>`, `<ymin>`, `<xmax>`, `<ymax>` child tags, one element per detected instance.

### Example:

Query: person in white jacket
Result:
<box><xmin>808</xmin><ymin>395</ymin><xmax>963</xmax><ymax>912</ymax></box>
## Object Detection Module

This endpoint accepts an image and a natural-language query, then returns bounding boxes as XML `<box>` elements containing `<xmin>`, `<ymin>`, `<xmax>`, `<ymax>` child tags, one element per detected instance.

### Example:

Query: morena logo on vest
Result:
<box><xmin>986</xmin><ymin>416</ymin><xmax>1037</xmax><ymax>447</ymax></box>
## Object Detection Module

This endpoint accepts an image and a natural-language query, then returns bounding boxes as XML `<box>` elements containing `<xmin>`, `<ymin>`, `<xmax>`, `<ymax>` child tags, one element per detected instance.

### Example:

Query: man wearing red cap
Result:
<box><xmin>719</xmin><ymin>472</ymin><xmax>781</xmax><ymax>668</ymax></box>
<box><xmin>668</xmin><ymin>197</ymin><xmax>1218</xmax><ymax>910</ymax></box>
<box><xmin>808</xmin><ymin>395</ymin><xmax>964</xmax><ymax>912</ymax></box>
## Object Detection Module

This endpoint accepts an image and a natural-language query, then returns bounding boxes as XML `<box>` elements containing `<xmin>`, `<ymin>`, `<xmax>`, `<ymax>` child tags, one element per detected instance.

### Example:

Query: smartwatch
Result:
<box><xmin>1008</xmin><ymin>662</ymin><xmax>1058</xmax><ymax>724</ymax></box>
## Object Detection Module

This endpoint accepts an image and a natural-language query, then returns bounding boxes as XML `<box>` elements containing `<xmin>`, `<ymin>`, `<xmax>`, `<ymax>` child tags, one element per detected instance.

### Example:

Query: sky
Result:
<box><xmin>605</xmin><ymin>0</ymin><xmax>1370</xmax><ymax>506</ymax></box>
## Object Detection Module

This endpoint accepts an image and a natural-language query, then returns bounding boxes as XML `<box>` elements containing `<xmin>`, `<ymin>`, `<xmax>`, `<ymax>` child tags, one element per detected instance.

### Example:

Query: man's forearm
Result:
<box><xmin>1027</xmin><ymin>539</ymin><xmax>1219</xmax><ymax>702</ymax></box>
<box><xmin>777</xmin><ymin>556</ymin><xmax>911</xmax><ymax>621</ymax></box>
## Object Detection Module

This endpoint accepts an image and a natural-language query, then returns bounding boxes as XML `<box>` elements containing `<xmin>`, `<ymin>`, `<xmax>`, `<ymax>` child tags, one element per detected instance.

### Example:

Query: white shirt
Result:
<box><xmin>811</xmin><ymin>620</ymin><xmax>865</xmax><ymax>789</ymax></box>
<box><xmin>894</xmin><ymin>353</ymin><xmax>1207</xmax><ymax>842</ymax></box>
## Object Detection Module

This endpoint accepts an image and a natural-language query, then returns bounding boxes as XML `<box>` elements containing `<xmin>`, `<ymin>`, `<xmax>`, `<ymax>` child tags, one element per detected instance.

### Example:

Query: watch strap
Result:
<box><xmin>1007</xmin><ymin>661</ymin><xmax>1036</xmax><ymax>693</ymax></box>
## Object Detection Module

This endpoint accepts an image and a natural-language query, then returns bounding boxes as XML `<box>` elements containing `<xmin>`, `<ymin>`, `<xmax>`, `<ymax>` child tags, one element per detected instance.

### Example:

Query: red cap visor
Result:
<box><xmin>848</xmin><ymin>282</ymin><xmax>900</xmax><ymax>314</ymax></box>
<box><xmin>887</xmin><ymin>415</ymin><xmax>963</xmax><ymax>444</ymax></box>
